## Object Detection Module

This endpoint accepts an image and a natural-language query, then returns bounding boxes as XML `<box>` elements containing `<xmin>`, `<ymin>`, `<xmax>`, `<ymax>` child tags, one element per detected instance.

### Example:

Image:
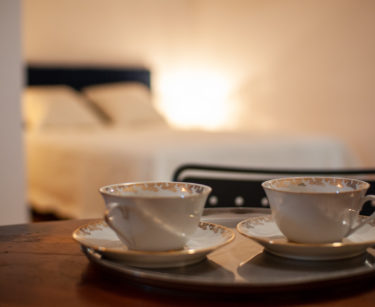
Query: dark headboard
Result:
<box><xmin>26</xmin><ymin>65</ymin><xmax>151</xmax><ymax>91</ymax></box>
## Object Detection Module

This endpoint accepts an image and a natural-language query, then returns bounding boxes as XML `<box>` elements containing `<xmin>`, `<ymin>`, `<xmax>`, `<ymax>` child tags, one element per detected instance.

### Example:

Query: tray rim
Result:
<box><xmin>82</xmin><ymin>245</ymin><xmax>375</xmax><ymax>293</ymax></box>
<box><xmin>79</xmin><ymin>206</ymin><xmax>375</xmax><ymax>294</ymax></box>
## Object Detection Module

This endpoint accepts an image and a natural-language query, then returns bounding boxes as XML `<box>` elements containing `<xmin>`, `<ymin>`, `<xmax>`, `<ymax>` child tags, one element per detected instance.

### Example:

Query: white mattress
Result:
<box><xmin>26</xmin><ymin>127</ymin><xmax>361</xmax><ymax>219</ymax></box>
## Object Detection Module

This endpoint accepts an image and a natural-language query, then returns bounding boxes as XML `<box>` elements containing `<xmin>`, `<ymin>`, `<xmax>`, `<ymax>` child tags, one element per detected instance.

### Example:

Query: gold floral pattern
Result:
<box><xmin>78</xmin><ymin>220</ymin><xmax>105</xmax><ymax>235</ymax></box>
<box><xmin>199</xmin><ymin>221</ymin><xmax>227</xmax><ymax>234</ymax></box>
<box><xmin>101</xmin><ymin>181</ymin><xmax>208</xmax><ymax>197</ymax></box>
<box><xmin>263</xmin><ymin>176</ymin><xmax>369</xmax><ymax>193</ymax></box>
<box><xmin>242</xmin><ymin>215</ymin><xmax>273</xmax><ymax>229</ymax></box>
<box><xmin>73</xmin><ymin>220</ymin><xmax>235</xmax><ymax>262</ymax></box>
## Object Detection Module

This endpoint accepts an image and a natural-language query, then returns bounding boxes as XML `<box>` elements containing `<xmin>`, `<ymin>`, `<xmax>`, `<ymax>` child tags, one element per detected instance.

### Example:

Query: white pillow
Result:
<box><xmin>83</xmin><ymin>82</ymin><xmax>167</xmax><ymax>128</ymax></box>
<box><xmin>23</xmin><ymin>86</ymin><xmax>103</xmax><ymax>131</ymax></box>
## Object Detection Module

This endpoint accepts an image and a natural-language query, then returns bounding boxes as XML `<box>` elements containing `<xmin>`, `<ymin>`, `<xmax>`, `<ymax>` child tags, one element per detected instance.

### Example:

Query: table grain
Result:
<box><xmin>1</xmin><ymin>219</ymin><xmax>375</xmax><ymax>306</ymax></box>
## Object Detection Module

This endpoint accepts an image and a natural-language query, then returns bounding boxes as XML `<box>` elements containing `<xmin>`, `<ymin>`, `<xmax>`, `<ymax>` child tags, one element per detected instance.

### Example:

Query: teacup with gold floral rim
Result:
<box><xmin>100</xmin><ymin>181</ymin><xmax>211</xmax><ymax>251</ymax></box>
<box><xmin>262</xmin><ymin>177</ymin><xmax>375</xmax><ymax>244</ymax></box>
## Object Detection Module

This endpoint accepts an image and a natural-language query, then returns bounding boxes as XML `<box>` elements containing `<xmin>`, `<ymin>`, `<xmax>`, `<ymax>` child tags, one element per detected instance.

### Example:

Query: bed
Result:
<box><xmin>24</xmin><ymin>65</ymin><xmax>361</xmax><ymax>219</ymax></box>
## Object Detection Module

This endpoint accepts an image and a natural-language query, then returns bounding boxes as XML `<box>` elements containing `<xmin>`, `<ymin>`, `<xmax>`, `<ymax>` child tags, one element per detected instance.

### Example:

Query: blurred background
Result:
<box><xmin>1</xmin><ymin>0</ymin><xmax>375</xmax><ymax>224</ymax></box>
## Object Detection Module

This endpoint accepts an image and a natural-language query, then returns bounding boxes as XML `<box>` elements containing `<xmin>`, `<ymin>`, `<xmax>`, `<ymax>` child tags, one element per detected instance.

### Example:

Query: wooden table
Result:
<box><xmin>1</xmin><ymin>219</ymin><xmax>375</xmax><ymax>306</ymax></box>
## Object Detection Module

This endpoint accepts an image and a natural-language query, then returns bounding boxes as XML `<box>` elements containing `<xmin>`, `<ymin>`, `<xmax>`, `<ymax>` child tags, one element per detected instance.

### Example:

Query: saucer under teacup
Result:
<box><xmin>73</xmin><ymin>220</ymin><xmax>235</xmax><ymax>268</ymax></box>
<box><xmin>237</xmin><ymin>214</ymin><xmax>375</xmax><ymax>261</ymax></box>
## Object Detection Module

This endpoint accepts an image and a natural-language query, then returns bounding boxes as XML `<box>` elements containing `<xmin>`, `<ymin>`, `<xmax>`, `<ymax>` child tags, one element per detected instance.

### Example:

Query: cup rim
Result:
<box><xmin>99</xmin><ymin>181</ymin><xmax>212</xmax><ymax>199</ymax></box>
<box><xmin>262</xmin><ymin>176</ymin><xmax>370</xmax><ymax>195</ymax></box>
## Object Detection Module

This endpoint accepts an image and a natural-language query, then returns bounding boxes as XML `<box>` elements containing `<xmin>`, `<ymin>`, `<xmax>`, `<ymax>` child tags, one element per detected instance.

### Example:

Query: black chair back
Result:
<box><xmin>173</xmin><ymin>164</ymin><xmax>375</xmax><ymax>216</ymax></box>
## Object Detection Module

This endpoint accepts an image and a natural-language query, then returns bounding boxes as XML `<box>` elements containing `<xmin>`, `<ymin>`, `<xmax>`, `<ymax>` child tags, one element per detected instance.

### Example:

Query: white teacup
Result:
<box><xmin>100</xmin><ymin>181</ymin><xmax>211</xmax><ymax>251</ymax></box>
<box><xmin>262</xmin><ymin>177</ymin><xmax>375</xmax><ymax>244</ymax></box>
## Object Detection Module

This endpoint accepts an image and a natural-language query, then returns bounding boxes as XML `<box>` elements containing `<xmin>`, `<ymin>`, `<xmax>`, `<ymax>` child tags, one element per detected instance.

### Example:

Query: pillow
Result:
<box><xmin>82</xmin><ymin>82</ymin><xmax>167</xmax><ymax>128</ymax></box>
<box><xmin>23</xmin><ymin>86</ymin><xmax>103</xmax><ymax>131</ymax></box>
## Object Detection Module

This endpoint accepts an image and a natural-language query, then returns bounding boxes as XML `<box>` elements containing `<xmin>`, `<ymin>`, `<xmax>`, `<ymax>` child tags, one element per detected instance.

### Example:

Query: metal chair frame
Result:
<box><xmin>173</xmin><ymin>164</ymin><xmax>375</xmax><ymax>216</ymax></box>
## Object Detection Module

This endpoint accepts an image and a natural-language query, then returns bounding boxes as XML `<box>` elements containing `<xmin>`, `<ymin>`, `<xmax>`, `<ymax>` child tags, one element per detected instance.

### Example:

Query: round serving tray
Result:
<box><xmin>81</xmin><ymin>208</ymin><xmax>375</xmax><ymax>293</ymax></box>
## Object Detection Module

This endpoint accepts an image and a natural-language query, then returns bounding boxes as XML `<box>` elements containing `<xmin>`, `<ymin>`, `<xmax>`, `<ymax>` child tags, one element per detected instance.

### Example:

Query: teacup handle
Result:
<box><xmin>104</xmin><ymin>203</ymin><xmax>133</xmax><ymax>247</ymax></box>
<box><xmin>346</xmin><ymin>195</ymin><xmax>375</xmax><ymax>236</ymax></box>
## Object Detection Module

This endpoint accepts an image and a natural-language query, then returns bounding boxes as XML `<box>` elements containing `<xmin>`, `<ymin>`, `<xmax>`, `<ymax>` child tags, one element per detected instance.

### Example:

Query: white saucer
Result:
<box><xmin>237</xmin><ymin>214</ymin><xmax>375</xmax><ymax>261</ymax></box>
<box><xmin>73</xmin><ymin>220</ymin><xmax>235</xmax><ymax>268</ymax></box>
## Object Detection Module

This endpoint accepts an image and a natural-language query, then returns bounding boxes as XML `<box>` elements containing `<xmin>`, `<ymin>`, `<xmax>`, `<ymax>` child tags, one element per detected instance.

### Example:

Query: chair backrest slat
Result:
<box><xmin>173</xmin><ymin>164</ymin><xmax>375</xmax><ymax>216</ymax></box>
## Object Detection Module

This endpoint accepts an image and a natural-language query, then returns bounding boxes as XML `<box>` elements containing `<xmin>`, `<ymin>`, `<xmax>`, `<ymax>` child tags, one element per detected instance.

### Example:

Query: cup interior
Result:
<box><xmin>262</xmin><ymin>177</ymin><xmax>369</xmax><ymax>194</ymax></box>
<box><xmin>100</xmin><ymin>181</ymin><xmax>211</xmax><ymax>198</ymax></box>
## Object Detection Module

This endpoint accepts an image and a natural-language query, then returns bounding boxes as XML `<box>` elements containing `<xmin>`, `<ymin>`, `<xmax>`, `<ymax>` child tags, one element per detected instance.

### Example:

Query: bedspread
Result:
<box><xmin>26</xmin><ymin>127</ymin><xmax>361</xmax><ymax>218</ymax></box>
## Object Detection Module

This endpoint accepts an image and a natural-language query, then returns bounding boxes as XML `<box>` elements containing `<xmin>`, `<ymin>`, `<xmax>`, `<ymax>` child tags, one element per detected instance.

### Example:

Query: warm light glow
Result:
<box><xmin>156</xmin><ymin>69</ymin><xmax>236</xmax><ymax>130</ymax></box>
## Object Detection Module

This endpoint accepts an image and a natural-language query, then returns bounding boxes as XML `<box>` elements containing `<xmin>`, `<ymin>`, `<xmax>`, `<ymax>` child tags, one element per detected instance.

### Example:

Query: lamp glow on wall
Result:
<box><xmin>156</xmin><ymin>69</ymin><xmax>236</xmax><ymax>130</ymax></box>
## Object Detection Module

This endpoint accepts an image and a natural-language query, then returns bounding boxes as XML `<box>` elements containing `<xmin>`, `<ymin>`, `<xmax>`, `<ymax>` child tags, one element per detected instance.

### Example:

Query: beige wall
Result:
<box><xmin>23</xmin><ymin>0</ymin><xmax>375</xmax><ymax>166</ymax></box>
<box><xmin>0</xmin><ymin>0</ymin><xmax>28</xmax><ymax>225</ymax></box>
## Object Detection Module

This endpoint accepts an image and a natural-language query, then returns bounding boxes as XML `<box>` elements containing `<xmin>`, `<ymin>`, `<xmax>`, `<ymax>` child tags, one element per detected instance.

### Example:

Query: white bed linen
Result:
<box><xmin>26</xmin><ymin>127</ymin><xmax>361</xmax><ymax>219</ymax></box>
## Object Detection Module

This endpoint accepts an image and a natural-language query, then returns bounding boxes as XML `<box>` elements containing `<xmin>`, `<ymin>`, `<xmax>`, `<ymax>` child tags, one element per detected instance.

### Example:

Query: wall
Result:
<box><xmin>198</xmin><ymin>0</ymin><xmax>375</xmax><ymax>165</ymax></box>
<box><xmin>0</xmin><ymin>0</ymin><xmax>28</xmax><ymax>225</ymax></box>
<box><xmin>23</xmin><ymin>0</ymin><xmax>375</xmax><ymax>166</ymax></box>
